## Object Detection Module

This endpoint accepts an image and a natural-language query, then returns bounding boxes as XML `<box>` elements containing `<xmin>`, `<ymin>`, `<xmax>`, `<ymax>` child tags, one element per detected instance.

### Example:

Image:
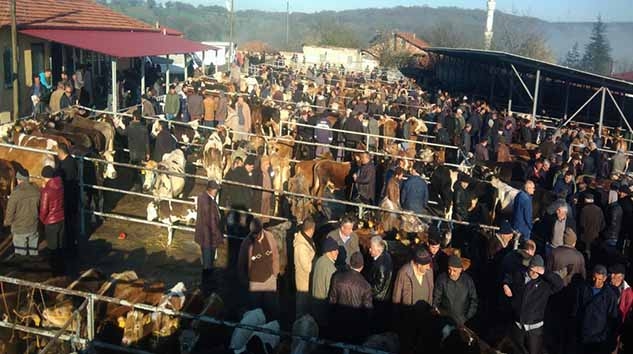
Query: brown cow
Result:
<box><xmin>311</xmin><ymin>160</ymin><xmax>351</xmax><ymax>199</ymax></box>
<box><xmin>0</xmin><ymin>146</ymin><xmax>56</xmax><ymax>188</ymax></box>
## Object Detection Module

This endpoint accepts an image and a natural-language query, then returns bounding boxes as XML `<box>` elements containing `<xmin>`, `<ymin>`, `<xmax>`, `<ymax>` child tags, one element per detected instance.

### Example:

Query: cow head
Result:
<box><xmin>103</xmin><ymin>150</ymin><xmax>117</xmax><ymax>180</ymax></box>
<box><xmin>143</xmin><ymin>161</ymin><xmax>159</xmax><ymax>192</ymax></box>
<box><xmin>0</xmin><ymin>123</ymin><xmax>14</xmax><ymax>142</ymax></box>
<box><xmin>42</xmin><ymin>301</ymin><xmax>76</xmax><ymax>330</ymax></box>
<box><xmin>119</xmin><ymin>310</ymin><xmax>152</xmax><ymax>346</ymax></box>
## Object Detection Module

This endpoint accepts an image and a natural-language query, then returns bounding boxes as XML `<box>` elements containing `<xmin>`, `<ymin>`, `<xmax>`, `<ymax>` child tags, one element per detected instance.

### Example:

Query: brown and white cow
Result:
<box><xmin>0</xmin><ymin>146</ymin><xmax>56</xmax><ymax>188</ymax></box>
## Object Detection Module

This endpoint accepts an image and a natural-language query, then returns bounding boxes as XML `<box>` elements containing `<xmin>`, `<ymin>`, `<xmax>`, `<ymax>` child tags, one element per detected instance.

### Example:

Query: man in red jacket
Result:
<box><xmin>39</xmin><ymin>166</ymin><xmax>65</xmax><ymax>274</ymax></box>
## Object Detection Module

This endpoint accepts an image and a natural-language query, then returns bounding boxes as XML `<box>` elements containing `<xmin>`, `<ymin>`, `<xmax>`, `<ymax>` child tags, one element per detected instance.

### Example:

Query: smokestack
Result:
<box><xmin>484</xmin><ymin>0</ymin><xmax>495</xmax><ymax>50</ymax></box>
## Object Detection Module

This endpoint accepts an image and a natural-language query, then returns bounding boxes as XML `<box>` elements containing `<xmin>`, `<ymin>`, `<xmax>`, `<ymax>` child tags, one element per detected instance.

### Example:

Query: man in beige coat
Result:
<box><xmin>293</xmin><ymin>217</ymin><xmax>316</xmax><ymax>317</ymax></box>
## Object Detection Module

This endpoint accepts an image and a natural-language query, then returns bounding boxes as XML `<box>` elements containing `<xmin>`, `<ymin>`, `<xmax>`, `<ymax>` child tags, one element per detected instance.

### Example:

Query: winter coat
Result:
<box><xmin>4</xmin><ymin>182</ymin><xmax>40</xmax><ymax>234</ymax></box>
<box><xmin>328</xmin><ymin>269</ymin><xmax>373</xmax><ymax>309</ymax></box>
<box><xmin>355</xmin><ymin>162</ymin><xmax>376</xmax><ymax>204</ymax></box>
<box><xmin>311</xmin><ymin>254</ymin><xmax>337</xmax><ymax>300</ymax></box>
<box><xmin>546</xmin><ymin>245</ymin><xmax>586</xmax><ymax>286</ymax></box>
<box><xmin>237</xmin><ymin>231</ymin><xmax>279</xmax><ymax>285</ymax></box>
<box><xmin>327</xmin><ymin>229</ymin><xmax>360</xmax><ymax>267</ymax></box>
<box><xmin>152</xmin><ymin>130</ymin><xmax>178</xmax><ymax>162</ymax></box>
<box><xmin>164</xmin><ymin>93</ymin><xmax>180</xmax><ymax>116</ymax></box>
<box><xmin>579</xmin><ymin>203</ymin><xmax>605</xmax><ymax>246</ymax></box>
<box><xmin>603</xmin><ymin>202</ymin><xmax>623</xmax><ymax>242</ymax></box>
<box><xmin>392</xmin><ymin>262</ymin><xmax>434</xmax><ymax>306</ymax></box>
<box><xmin>194</xmin><ymin>192</ymin><xmax>223</xmax><ymax>250</ymax></box>
<box><xmin>400</xmin><ymin>175</ymin><xmax>428</xmax><ymax>215</ymax></box>
<box><xmin>293</xmin><ymin>231</ymin><xmax>316</xmax><ymax>293</ymax></box>
<box><xmin>512</xmin><ymin>190</ymin><xmax>533</xmax><ymax>239</ymax></box>
<box><xmin>553</xmin><ymin>178</ymin><xmax>575</xmax><ymax>202</ymax></box>
<box><xmin>39</xmin><ymin>177</ymin><xmax>64</xmax><ymax>225</ymax></box>
<box><xmin>616</xmin><ymin>281</ymin><xmax>633</xmax><ymax>325</ymax></box>
<box><xmin>575</xmin><ymin>283</ymin><xmax>620</xmax><ymax>345</ymax></box>
<box><xmin>122</xmin><ymin>121</ymin><xmax>149</xmax><ymax>162</ymax></box>
<box><xmin>367</xmin><ymin>251</ymin><xmax>393</xmax><ymax>301</ymax></box>
<box><xmin>505</xmin><ymin>270</ymin><xmax>564</xmax><ymax>325</ymax></box>
<box><xmin>474</xmin><ymin>143</ymin><xmax>489</xmax><ymax>161</ymax></box>
<box><xmin>222</xmin><ymin>166</ymin><xmax>254</xmax><ymax>211</ymax></box>
<box><xmin>452</xmin><ymin>184</ymin><xmax>470</xmax><ymax>221</ymax></box>
<box><xmin>215</xmin><ymin>95</ymin><xmax>228</xmax><ymax>123</ymax></box>
<box><xmin>187</xmin><ymin>94</ymin><xmax>204</xmax><ymax>120</ymax></box>
<box><xmin>433</xmin><ymin>272</ymin><xmax>478</xmax><ymax>325</ymax></box>
<box><xmin>314</xmin><ymin>115</ymin><xmax>333</xmax><ymax>144</ymax></box>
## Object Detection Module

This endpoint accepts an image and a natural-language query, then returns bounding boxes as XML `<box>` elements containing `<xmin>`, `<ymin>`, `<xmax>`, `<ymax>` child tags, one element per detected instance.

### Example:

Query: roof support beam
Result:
<box><xmin>511</xmin><ymin>64</ymin><xmax>534</xmax><ymax>101</ymax></box>
<box><xmin>140</xmin><ymin>58</ymin><xmax>145</xmax><ymax>114</ymax></box>
<box><xmin>508</xmin><ymin>72</ymin><xmax>514</xmax><ymax>115</ymax></box>
<box><xmin>531</xmin><ymin>69</ymin><xmax>540</xmax><ymax>128</ymax></box>
<box><xmin>598</xmin><ymin>86</ymin><xmax>606</xmax><ymax>137</ymax></box>
<box><xmin>607</xmin><ymin>87</ymin><xmax>633</xmax><ymax>137</ymax></box>
<box><xmin>111</xmin><ymin>58</ymin><xmax>117</xmax><ymax>113</ymax></box>
<box><xmin>165</xmin><ymin>54</ymin><xmax>170</xmax><ymax>93</ymax></box>
<box><xmin>561</xmin><ymin>87</ymin><xmax>603</xmax><ymax>127</ymax></box>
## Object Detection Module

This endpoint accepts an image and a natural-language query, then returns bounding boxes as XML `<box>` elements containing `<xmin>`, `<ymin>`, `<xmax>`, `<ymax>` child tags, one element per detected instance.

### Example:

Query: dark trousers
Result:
<box><xmin>511</xmin><ymin>324</ymin><xmax>544</xmax><ymax>354</ymax></box>
<box><xmin>295</xmin><ymin>291</ymin><xmax>311</xmax><ymax>319</ymax></box>
<box><xmin>45</xmin><ymin>221</ymin><xmax>66</xmax><ymax>275</ymax></box>
<box><xmin>130</xmin><ymin>159</ymin><xmax>144</xmax><ymax>191</ymax></box>
<box><xmin>201</xmin><ymin>247</ymin><xmax>216</xmax><ymax>270</ymax></box>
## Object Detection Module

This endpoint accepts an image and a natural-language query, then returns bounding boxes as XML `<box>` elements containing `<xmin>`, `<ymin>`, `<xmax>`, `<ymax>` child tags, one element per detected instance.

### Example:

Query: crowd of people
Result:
<box><xmin>6</xmin><ymin>54</ymin><xmax>633</xmax><ymax>354</ymax></box>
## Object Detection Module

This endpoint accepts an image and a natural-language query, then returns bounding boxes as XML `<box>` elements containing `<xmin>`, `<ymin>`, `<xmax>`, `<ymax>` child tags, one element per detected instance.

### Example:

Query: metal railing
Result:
<box><xmin>0</xmin><ymin>275</ymin><xmax>393</xmax><ymax>354</ymax></box>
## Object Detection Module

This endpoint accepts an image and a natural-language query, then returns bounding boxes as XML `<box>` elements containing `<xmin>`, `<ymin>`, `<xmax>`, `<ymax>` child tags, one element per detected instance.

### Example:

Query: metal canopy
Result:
<box><xmin>425</xmin><ymin>47</ymin><xmax>633</xmax><ymax>95</ymax></box>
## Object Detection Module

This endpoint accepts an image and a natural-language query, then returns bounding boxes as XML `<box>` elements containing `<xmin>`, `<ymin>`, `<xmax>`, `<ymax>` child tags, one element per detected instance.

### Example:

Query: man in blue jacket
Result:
<box><xmin>513</xmin><ymin>180</ymin><xmax>535</xmax><ymax>241</ymax></box>
<box><xmin>400</xmin><ymin>162</ymin><xmax>428</xmax><ymax>215</ymax></box>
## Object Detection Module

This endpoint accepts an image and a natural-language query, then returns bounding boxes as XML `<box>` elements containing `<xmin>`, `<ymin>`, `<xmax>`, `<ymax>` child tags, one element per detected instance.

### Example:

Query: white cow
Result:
<box><xmin>490</xmin><ymin>176</ymin><xmax>520</xmax><ymax>216</ymax></box>
<box><xmin>143</xmin><ymin>149</ymin><xmax>186</xmax><ymax>199</ymax></box>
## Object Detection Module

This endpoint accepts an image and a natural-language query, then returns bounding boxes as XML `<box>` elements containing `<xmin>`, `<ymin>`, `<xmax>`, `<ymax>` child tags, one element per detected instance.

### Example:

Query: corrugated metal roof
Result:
<box><xmin>20</xmin><ymin>28</ymin><xmax>214</xmax><ymax>58</ymax></box>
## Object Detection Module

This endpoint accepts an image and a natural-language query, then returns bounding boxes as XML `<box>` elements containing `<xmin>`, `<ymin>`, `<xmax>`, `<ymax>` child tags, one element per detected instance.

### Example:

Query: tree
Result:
<box><xmin>493</xmin><ymin>17</ymin><xmax>554</xmax><ymax>62</ymax></box>
<box><xmin>562</xmin><ymin>42</ymin><xmax>581</xmax><ymax>69</ymax></box>
<box><xmin>580</xmin><ymin>16</ymin><xmax>613</xmax><ymax>75</ymax></box>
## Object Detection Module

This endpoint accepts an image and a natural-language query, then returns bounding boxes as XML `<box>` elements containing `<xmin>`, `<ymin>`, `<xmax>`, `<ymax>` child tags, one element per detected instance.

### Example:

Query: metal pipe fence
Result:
<box><xmin>0</xmin><ymin>275</ymin><xmax>393</xmax><ymax>354</ymax></box>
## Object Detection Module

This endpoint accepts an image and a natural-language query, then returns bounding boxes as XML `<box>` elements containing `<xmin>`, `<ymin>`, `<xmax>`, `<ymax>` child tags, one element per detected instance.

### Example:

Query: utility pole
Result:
<box><xmin>484</xmin><ymin>0</ymin><xmax>496</xmax><ymax>50</ymax></box>
<box><xmin>285</xmin><ymin>0</ymin><xmax>289</xmax><ymax>48</ymax></box>
<box><xmin>229</xmin><ymin>0</ymin><xmax>234</xmax><ymax>64</ymax></box>
<box><xmin>11</xmin><ymin>0</ymin><xmax>19</xmax><ymax>121</ymax></box>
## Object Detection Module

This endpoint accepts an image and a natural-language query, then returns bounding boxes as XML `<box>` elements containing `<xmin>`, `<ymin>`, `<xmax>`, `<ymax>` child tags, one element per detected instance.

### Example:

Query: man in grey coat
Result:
<box><xmin>4</xmin><ymin>170</ymin><xmax>41</xmax><ymax>256</ymax></box>
<box><xmin>326</xmin><ymin>215</ymin><xmax>360</xmax><ymax>268</ymax></box>
<box><xmin>311</xmin><ymin>237</ymin><xmax>339</xmax><ymax>328</ymax></box>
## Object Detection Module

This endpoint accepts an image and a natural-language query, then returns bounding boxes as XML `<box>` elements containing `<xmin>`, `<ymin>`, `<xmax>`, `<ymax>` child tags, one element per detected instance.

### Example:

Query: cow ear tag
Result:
<box><xmin>117</xmin><ymin>316</ymin><xmax>126</xmax><ymax>328</ymax></box>
<box><xmin>144</xmin><ymin>315</ymin><xmax>151</xmax><ymax>325</ymax></box>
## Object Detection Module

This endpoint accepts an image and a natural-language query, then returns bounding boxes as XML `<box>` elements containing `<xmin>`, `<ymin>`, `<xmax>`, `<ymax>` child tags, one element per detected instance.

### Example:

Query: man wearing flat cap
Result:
<box><xmin>503</xmin><ymin>255</ymin><xmax>563</xmax><ymax>354</ymax></box>
<box><xmin>328</xmin><ymin>251</ymin><xmax>373</xmax><ymax>343</ymax></box>
<box><xmin>575</xmin><ymin>264</ymin><xmax>620</xmax><ymax>354</ymax></box>
<box><xmin>433</xmin><ymin>255</ymin><xmax>478</xmax><ymax>325</ymax></box>
<box><xmin>195</xmin><ymin>180</ymin><xmax>223</xmax><ymax>295</ymax></box>
<box><xmin>4</xmin><ymin>169</ymin><xmax>40</xmax><ymax>257</ymax></box>
<box><xmin>547</xmin><ymin>227</ymin><xmax>585</xmax><ymax>286</ymax></box>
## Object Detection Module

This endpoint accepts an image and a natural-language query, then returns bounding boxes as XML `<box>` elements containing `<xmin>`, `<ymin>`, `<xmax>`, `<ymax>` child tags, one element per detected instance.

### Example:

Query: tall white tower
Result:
<box><xmin>484</xmin><ymin>0</ymin><xmax>496</xmax><ymax>50</ymax></box>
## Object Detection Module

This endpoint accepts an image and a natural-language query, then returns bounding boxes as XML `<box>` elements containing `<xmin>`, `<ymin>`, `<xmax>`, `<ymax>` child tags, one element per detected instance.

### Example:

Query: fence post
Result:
<box><xmin>86</xmin><ymin>294</ymin><xmax>95</xmax><ymax>341</ymax></box>
<box><xmin>78</xmin><ymin>156</ymin><xmax>86</xmax><ymax>240</ymax></box>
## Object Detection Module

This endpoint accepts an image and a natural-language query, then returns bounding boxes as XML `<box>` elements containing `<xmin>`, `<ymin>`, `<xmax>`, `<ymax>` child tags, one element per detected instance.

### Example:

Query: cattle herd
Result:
<box><xmin>1</xmin><ymin>67</ymin><xmax>632</xmax><ymax>354</ymax></box>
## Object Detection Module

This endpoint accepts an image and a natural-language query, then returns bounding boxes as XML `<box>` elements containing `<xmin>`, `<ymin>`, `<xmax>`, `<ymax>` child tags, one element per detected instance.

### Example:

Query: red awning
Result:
<box><xmin>20</xmin><ymin>29</ymin><xmax>216</xmax><ymax>58</ymax></box>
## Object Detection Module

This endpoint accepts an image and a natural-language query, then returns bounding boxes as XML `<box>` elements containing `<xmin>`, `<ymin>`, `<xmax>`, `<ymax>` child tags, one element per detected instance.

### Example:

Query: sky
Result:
<box><xmin>198</xmin><ymin>0</ymin><xmax>633</xmax><ymax>22</ymax></box>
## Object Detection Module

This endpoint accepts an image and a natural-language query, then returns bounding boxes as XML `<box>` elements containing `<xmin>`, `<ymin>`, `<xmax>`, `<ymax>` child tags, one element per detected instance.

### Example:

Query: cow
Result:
<box><xmin>179</xmin><ymin>292</ymin><xmax>224</xmax><ymax>354</ymax></box>
<box><xmin>150</xmin><ymin>118</ymin><xmax>201</xmax><ymax>146</ymax></box>
<box><xmin>119</xmin><ymin>282</ymin><xmax>187</xmax><ymax>346</ymax></box>
<box><xmin>146</xmin><ymin>199</ymin><xmax>197</xmax><ymax>245</ymax></box>
<box><xmin>229</xmin><ymin>308</ymin><xmax>266</xmax><ymax>351</ymax></box>
<box><xmin>69</xmin><ymin>114</ymin><xmax>115</xmax><ymax>152</ymax></box>
<box><xmin>0</xmin><ymin>159</ymin><xmax>16</xmax><ymax>226</ymax></box>
<box><xmin>378</xmin><ymin>116</ymin><xmax>398</xmax><ymax>148</ymax></box>
<box><xmin>429</xmin><ymin>164</ymin><xmax>459</xmax><ymax>220</ymax></box>
<box><xmin>143</xmin><ymin>149</ymin><xmax>186</xmax><ymax>199</ymax></box>
<box><xmin>202</xmin><ymin>129</ymin><xmax>232</xmax><ymax>182</ymax></box>
<box><xmin>0</xmin><ymin>146</ymin><xmax>56</xmax><ymax>188</ymax></box>
<box><xmin>311</xmin><ymin>160</ymin><xmax>351</xmax><ymax>199</ymax></box>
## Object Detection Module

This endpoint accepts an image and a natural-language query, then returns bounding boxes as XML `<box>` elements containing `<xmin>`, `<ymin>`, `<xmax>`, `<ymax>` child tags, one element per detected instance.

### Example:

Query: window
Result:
<box><xmin>31</xmin><ymin>43</ymin><xmax>45</xmax><ymax>76</ymax></box>
<box><xmin>3</xmin><ymin>48</ymin><xmax>12</xmax><ymax>88</ymax></box>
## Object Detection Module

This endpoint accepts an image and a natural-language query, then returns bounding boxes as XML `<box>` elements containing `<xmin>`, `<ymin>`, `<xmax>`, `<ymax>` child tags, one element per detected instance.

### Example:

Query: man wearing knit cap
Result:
<box><xmin>393</xmin><ymin>247</ymin><xmax>434</xmax><ymax>353</ymax></box>
<box><xmin>547</xmin><ymin>227</ymin><xmax>585</xmax><ymax>286</ymax></box>
<box><xmin>311</xmin><ymin>237</ymin><xmax>339</xmax><ymax>328</ymax></box>
<box><xmin>433</xmin><ymin>255</ymin><xmax>478</xmax><ymax>325</ymax></box>
<box><xmin>4</xmin><ymin>169</ymin><xmax>40</xmax><ymax>256</ymax></box>
<box><xmin>503</xmin><ymin>255</ymin><xmax>563</xmax><ymax>354</ymax></box>
<box><xmin>328</xmin><ymin>251</ymin><xmax>373</xmax><ymax>343</ymax></box>
<box><xmin>575</xmin><ymin>264</ymin><xmax>619</xmax><ymax>354</ymax></box>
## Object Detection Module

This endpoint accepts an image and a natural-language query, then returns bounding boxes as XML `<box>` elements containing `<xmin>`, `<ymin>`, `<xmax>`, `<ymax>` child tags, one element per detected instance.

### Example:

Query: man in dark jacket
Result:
<box><xmin>367</xmin><ymin>236</ymin><xmax>393</xmax><ymax>302</ymax></box>
<box><xmin>453</xmin><ymin>173</ymin><xmax>471</xmax><ymax>222</ymax></box>
<box><xmin>328</xmin><ymin>252</ymin><xmax>373</xmax><ymax>343</ymax></box>
<box><xmin>603</xmin><ymin>189</ymin><xmax>623</xmax><ymax>249</ymax></box>
<box><xmin>433</xmin><ymin>255</ymin><xmax>478</xmax><ymax>325</ymax></box>
<box><xmin>474</xmin><ymin>137</ymin><xmax>490</xmax><ymax>162</ymax></box>
<box><xmin>224</xmin><ymin>156</ymin><xmax>256</xmax><ymax>211</ymax></box>
<box><xmin>578</xmin><ymin>194</ymin><xmax>605</xmax><ymax>258</ymax></box>
<box><xmin>546</xmin><ymin>228</ymin><xmax>585</xmax><ymax>286</ymax></box>
<box><xmin>343</xmin><ymin>112</ymin><xmax>364</xmax><ymax>147</ymax></box>
<box><xmin>118</xmin><ymin>111</ymin><xmax>149</xmax><ymax>191</ymax></box>
<box><xmin>575</xmin><ymin>265</ymin><xmax>620</xmax><ymax>354</ymax></box>
<box><xmin>400</xmin><ymin>162</ymin><xmax>428</xmax><ymax>215</ymax></box>
<box><xmin>195</xmin><ymin>181</ymin><xmax>223</xmax><ymax>295</ymax></box>
<box><xmin>152</xmin><ymin>121</ymin><xmax>178</xmax><ymax>162</ymax></box>
<box><xmin>513</xmin><ymin>180</ymin><xmax>535</xmax><ymax>241</ymax></box>
<box><xmin>503</xmin><ymin>255</ymin><xmax>564</xmax><ymax>354</ymax></box>
<box><xmin>617</xmin><ymin>185</ymin><xmax>633</xmax><ymax>251</ymax></box>
<box><xmin>39</xmin><ymin>166</ymin><xmax>65</xmax><ymax>273</ymax></box>
<box><xmin>353</xmin><ymin>152</ymin><xmax>376</xmax><ymax>205</ymax></box>
<box><xmin>56</xmin><ymin>143</ymin><xmax>79</xmax><ymax>251</ymax></box>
